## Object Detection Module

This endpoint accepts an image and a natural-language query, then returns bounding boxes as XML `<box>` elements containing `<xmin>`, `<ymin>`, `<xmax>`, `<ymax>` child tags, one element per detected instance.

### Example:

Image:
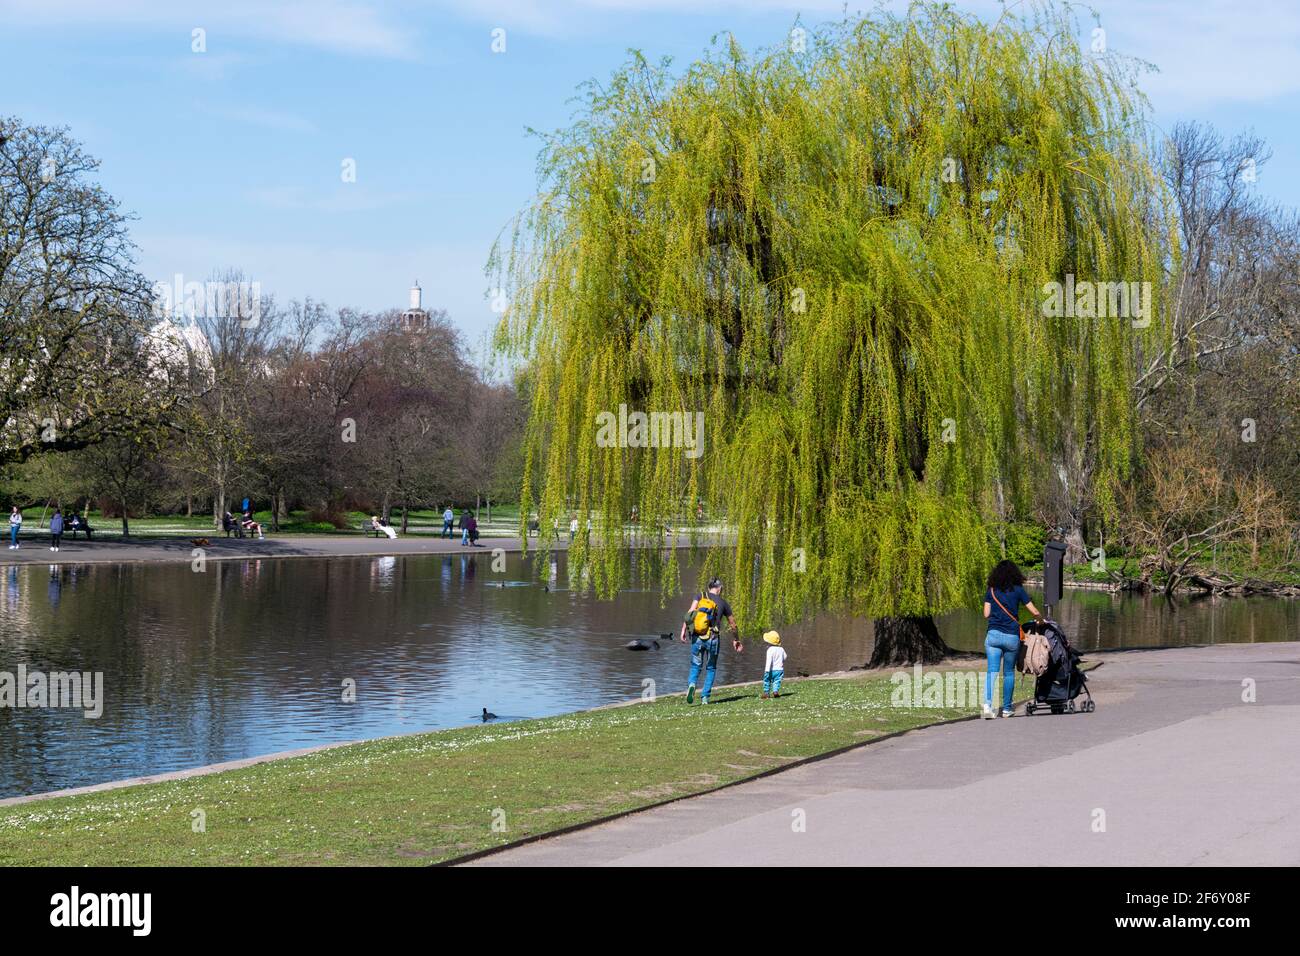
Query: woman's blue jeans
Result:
<box><xmin>985</xmin><ymin>629</ymin><xmax>1020</xmax><ymax>710</ymax></box>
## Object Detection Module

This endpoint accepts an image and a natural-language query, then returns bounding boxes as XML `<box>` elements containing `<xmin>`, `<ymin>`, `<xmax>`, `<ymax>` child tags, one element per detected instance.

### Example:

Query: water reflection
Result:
<box><xmin>0</xmin><ymin>554</ymin><xmax>1295</xmax><ymax>799</ymax></box>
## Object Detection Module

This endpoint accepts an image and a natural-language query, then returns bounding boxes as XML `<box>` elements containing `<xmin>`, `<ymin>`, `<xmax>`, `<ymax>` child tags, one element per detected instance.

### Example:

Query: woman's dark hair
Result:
<box><xmin>987</xmin><ymin>559</ymin><xmax>1025</xmax><ymax>591</ymax></box>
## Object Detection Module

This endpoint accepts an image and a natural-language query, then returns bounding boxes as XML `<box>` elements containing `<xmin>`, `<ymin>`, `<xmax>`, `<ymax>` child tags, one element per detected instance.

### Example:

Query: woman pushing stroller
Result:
<box><xmin>982</xmin><ymin>559</ymin><xmax>1043</xmax><ymax>720</ymax></box>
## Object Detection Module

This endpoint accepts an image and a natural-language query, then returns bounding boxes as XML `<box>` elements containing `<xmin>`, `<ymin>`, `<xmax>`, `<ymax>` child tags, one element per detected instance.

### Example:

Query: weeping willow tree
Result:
<box><xmin>493</xmin><ymin>2</ymin><xmax>1173</xmax><ymax>665</ymax></box>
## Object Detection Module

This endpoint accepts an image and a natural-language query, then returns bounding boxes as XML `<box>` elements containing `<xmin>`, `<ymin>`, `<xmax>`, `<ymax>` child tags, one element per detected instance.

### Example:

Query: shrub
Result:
<box><xmin>1000</xmin><ymin>521</ymin><xmax>1049</xmax><ymax>567</ymax></box>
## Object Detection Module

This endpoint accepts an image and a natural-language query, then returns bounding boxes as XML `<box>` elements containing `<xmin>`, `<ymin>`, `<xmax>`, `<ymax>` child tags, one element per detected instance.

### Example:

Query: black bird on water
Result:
<box><xmin>482</xmin><ymin>708</ymin><xmax>498</xmax><ymax>721</ymax></box>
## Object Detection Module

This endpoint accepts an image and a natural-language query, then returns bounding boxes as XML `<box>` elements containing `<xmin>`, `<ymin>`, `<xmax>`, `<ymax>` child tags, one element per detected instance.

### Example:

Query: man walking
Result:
<box><xmin>678</xmin><ymin>577</ymin><xmax>741</xmax><ymax>705</ymax></box>
<box><xmin>442</xmin><ymin>505</ymin><xmax>454</xmax><ymax>539</ymax></box>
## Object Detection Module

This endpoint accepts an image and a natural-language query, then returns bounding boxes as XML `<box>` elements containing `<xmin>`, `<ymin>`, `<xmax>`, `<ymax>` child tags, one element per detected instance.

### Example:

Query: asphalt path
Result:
<box><xmin>469</xmin><ymin>641</ymin><xmax>1300</xmax><ymax>866</ymax></box>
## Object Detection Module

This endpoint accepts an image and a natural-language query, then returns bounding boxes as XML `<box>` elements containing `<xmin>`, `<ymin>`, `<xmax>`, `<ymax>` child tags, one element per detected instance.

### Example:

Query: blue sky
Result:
<box><xmin>4</xmin><ymin>0</ymin><xmax>1299</xmax><ymax>354</ymax></box>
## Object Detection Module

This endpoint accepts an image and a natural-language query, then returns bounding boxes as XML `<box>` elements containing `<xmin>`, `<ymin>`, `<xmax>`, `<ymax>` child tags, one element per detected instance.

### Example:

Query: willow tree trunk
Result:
<box><xmin>868</xmin><ymin>615</ymin><xmax>952</xmax><ymax>668</ymax></box>
<box><xmin>1063</xmin><ymin>525</ymin><xmax>1088</xmax><ymax>565</ymax></box>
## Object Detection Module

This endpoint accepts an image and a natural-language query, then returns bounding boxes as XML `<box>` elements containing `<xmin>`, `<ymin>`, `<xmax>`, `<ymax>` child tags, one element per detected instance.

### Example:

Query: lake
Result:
<box><xmin>0</xmin><ymin>552</ymin><xmax>1295</xmax><ymax>799</ymax></box>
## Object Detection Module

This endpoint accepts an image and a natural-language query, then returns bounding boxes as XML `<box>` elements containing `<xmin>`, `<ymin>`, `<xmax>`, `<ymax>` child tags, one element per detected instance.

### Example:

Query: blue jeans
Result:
<box><xmin>442</xmin><ymin>520</ymin><xmax>452</xmax><ymax>538</ymax></box>
<box><xmin>688</xmin><ymin>635</ymin><xmax>720</xmax><ymax>698</ymax></box>
<box><xmin>763</xmin><ymin>669</ymin><xmax>784</xmax><ymax>694</ymax></box>
<box><xmin>461</xmin><ymin>527</ymin><xmax>469</xmax><ymax>545</ymax></box>
<box><xmin>9</xmin><ymin>525</ymin><xmax>17</xmax><ymax>546</ymax></box>
<box><xmin>985</xmin><ymin>629</ymin><xmax>1020</xmax><ymax>710</ymax></box>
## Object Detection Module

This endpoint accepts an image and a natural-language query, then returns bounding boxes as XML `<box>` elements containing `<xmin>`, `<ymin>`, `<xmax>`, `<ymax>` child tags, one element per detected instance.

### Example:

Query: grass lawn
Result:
<box><xmin>12</xmin><ymin>507</ymin><xmax>529</xmax><ymax>539</ymax></box>
<box><xmin>11</xmin><ymin>503</ymin><xmax>723</xmax><ymax>544</ymax></box>
<box><xmin>0</xmin><ymin>666</ymin><xmax>1032</xmax><ymax>866</ymax></box>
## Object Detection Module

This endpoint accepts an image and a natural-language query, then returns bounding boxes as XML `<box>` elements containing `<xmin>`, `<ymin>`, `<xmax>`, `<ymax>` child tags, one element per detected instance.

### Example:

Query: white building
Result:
<box><xmin>401</xmin><ymin>280</ymin><xmax>429</xmax><ymax>330</ymax></box>
<box><xmin>145</xmin><ymin>315</ymin><xmax>214</xmax><ymax>384</ymax></box>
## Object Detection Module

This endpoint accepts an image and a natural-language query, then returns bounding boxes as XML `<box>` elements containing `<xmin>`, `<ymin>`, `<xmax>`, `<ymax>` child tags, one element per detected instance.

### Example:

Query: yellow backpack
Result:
<box><xmin>691</xmin><ymin>594</ymin><xmax>721</xmax><ymax>636</ymax></box>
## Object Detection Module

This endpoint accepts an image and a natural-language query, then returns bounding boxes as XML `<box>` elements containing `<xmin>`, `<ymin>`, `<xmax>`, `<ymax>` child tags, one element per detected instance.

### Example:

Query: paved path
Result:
<box><xmin>0</xmin><ymin>533</ymin><xmax>534</xmax><ymax>567</ymax></box>
<box><xmin>469</xmin><ymin>641</ymin><xmax>1300</xmax><ymax>866</ymax></box>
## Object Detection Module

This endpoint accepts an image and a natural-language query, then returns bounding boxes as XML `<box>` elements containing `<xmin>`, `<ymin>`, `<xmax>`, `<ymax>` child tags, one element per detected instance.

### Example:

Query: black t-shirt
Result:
<box><xmin>689</xmin><ymin>592</ymin><xmax>732</xmax><ymax>632</ymax></box>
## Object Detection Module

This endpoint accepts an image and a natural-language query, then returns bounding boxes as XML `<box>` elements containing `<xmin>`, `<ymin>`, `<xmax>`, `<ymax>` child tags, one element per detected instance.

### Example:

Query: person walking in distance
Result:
<box><xmin>49</xmin><ymin>508</ymin><xmax>64</xmax><ymax>552</ymax></box>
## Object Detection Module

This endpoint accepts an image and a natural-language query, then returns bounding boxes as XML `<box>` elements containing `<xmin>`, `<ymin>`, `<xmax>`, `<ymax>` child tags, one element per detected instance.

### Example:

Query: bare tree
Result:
<box><xmin>0</xmin><ymin>117</ymin><xmax>177</xmax><ymax>466</ymax></box>
<box><xmin>172</xmin><ymin>269</ymin><xmax>283</xmax><ymax>528</ymax></box>
<box><xmin>1137</xmin><ymin>123</ymin><xmax>1288</xmax><ymax>411</ymax></box>
<box><xmin>1116</xmin><ymin>441</ymin><xmax>1287</xmax><ymax>595</ymax></box>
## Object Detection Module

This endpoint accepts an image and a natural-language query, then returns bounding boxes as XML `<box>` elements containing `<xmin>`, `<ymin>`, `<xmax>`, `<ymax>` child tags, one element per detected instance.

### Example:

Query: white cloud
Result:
<box><xmin>1091</xmin><ymin>0</ymin><xmax>1300</xmax><ymax>107</ymax></box>
<box><xmin>218</xmin><ymin>106</ymin><xmax>318</xmax><ymax>134</ymax></box>
<box><xmin>436</xmin><ymin>0</ymin><xmax>1300</xmax><ymax>106</ymax></box>
<box><xmin>244</xmin><ymin>184</ymin><xmax>426</xmax><ymax>212</ymax></box>
<box><xmin>0</xmin><ymin>0</ymin><xmax>417</xmax><ymax>58</ymax></box>
<box><xmin>6</xmin><ymin>0</ymin><xmax>1295</xmax><ymax>107</ymax></box>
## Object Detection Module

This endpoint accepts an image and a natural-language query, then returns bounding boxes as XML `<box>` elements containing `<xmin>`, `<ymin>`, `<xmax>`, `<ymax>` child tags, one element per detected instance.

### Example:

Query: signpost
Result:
<box><xmin>1043</xmin><ymin>540</ymin><xmax>1068</xmax><ymax>619</ymax></box>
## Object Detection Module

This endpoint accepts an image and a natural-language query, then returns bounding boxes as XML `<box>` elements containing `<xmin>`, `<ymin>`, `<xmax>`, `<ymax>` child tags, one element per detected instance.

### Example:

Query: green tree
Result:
<box><xmin>494</xmin><ymin>4</ymin><xmax>1171</xmax><ymax>663</ymax></box>
<box><xmin>77</xmin><ymin>428</ymin><xmax>167</xmax><ymax>536</ymax></box>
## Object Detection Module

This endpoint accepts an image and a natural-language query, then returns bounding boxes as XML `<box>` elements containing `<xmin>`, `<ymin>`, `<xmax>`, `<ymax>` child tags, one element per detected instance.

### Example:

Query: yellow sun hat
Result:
<box><xmin>762</xmin><ymin>630</ymin><xmax>781</xmax><ymax>645</ymax></box>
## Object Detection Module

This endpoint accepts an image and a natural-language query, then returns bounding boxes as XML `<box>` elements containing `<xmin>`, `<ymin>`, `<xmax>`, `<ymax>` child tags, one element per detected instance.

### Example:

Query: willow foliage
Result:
<box><xmin>493</xmin><ymin>3</ymin><xmax>1172</xmax><ymax>634</ymax></box>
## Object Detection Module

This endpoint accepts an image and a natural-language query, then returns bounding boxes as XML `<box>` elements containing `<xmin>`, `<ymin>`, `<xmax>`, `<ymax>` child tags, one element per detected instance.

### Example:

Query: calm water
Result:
<box><xmin>0</xmin><ymin>554</ymin><xmax>1296</xmax><ymax>799</ymax></box>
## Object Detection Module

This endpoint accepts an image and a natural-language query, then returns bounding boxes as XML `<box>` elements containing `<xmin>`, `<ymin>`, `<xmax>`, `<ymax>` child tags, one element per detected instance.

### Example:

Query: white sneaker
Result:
<box><xmin>50</xmin><ymin>546</ymin><xmax>55</xmax><ymax>551</ymax></box>
<box><xmin>981</xmin><ymin>705</ymin><xmax>995</xmax><ymax>720</ymax></box>
<box><xmin>1000</xmin><ymin>708</ymin><xmax>1015</xmax><ymax>718</ymax></box>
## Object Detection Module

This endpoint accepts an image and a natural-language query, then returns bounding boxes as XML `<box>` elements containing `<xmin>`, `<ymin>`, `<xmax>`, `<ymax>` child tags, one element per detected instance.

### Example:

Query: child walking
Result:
<box><xmin>761</xmin><ymin>630</ymin><xmax>787</xmax><ymax>699</ymax></box>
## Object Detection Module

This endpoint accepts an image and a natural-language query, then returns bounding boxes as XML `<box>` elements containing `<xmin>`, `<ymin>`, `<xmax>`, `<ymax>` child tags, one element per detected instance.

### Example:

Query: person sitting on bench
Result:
<box><xmin>222</xmin><ymin>511</ymin><xmax>241</xmax><ymax>538</ymax></box>
<box><xmin>369</xmin><ymin>515</ymin><xmax>398</xmax><ymax>539</ymax></box>
<box><xmin>241</xmin><ymin>510</ymin><xmax>265</xmax><ymax>540</ymax></box>
<box><xmin>68</xmin><ymin>513</ymin><xmax>94</xmax><ymax>540</ymax></box>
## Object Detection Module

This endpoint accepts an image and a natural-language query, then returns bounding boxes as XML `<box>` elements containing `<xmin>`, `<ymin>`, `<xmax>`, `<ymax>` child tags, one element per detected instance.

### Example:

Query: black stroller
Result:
<box><xmin>1022</xmin><ymin>619</ymin><xmax>1094</xmax><ymax>715</ymax></box>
